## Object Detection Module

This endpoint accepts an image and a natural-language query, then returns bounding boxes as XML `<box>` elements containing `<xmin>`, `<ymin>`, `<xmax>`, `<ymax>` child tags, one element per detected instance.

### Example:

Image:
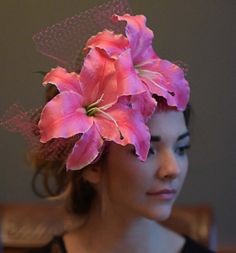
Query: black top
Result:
<box><xmin>27</xmin><ymin>235</ymin><xmax>215</xmax><ymax>253</ymax></box>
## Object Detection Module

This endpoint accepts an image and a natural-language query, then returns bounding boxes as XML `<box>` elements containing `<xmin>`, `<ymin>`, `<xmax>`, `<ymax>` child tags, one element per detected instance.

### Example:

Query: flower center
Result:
<box><xmin>85</xmin><ymin>94</ymin><xmax>124</xmax><ymax>140</ymax></box>
<box><xmin>135</xmin><ymin>60</ymin><xmax>175</xmax><ymax>97</ymax></box>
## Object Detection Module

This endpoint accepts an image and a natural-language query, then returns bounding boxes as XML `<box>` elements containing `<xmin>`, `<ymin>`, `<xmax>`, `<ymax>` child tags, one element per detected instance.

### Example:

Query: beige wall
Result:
<box><xmin>0</xmin><ymin>0</ymin><xmax>235</xmax><ymax>248</ymax></box>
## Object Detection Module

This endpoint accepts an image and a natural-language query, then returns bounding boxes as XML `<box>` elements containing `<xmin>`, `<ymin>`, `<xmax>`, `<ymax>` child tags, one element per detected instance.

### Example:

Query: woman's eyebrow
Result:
<box><xmin>150</xmin><ymin>132</ymin><xmax>190</xmax><ymax>142</ymax></box>
<box><xmin>177</xmin><ymin>131</ymin><xmax>190</xmax><ymax>141</ymax></box>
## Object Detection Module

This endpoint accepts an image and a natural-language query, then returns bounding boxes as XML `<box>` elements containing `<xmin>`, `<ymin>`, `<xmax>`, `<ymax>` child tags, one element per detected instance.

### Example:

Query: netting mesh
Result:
<box><xmin>174</xmin><ymin>60</ymin><xmax>189</xmax><ymax>76</ymax></box>
<box><xmin>33</xmin><ymin>0</ymin><xmax>131</xmax><ymax>72</ymax></box>
<box><xmin>0</xmin><ymin>104</ymin><xmax>40</xmax><ymax>146</ymax></box>
<box><xmin>0</xmin><ymin>104</ymin><xmax>79</xmax><ymax>161</ymax></box>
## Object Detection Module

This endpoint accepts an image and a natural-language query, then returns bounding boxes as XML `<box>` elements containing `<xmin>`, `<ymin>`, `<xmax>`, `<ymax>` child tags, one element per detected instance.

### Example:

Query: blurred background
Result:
<box><xmin>0</xmin><ymin>0</ymin><xmax>235</xmax><ymax>251</ymax></box>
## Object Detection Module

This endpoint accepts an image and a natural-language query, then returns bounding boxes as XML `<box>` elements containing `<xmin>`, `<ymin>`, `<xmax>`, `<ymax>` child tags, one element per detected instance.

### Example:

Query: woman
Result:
<box><xmin>28</xmin><ymin>104</ymin><xmax>214</xmax><ymax>253</ymax></box>
<box><xmin>0</xmin><ymin>1</ymin><xmax>214</xmax><ymax>252</ymax></box>
<box><xmin>28</xmin><ymin>14</ymin><xmax>214</xmax><ymax>253</ymax></box>
<box><xmin>61</xmin><ymin>108</ymin><xmax>192</xmax><ymax>253</ymax></box>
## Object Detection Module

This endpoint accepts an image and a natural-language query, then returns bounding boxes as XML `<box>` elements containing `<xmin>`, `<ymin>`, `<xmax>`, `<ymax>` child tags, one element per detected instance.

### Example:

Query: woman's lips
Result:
<box><xmin>146</xmin><ymin>189</ymin><xmax>177</xmax><ymax>201</ymax></box>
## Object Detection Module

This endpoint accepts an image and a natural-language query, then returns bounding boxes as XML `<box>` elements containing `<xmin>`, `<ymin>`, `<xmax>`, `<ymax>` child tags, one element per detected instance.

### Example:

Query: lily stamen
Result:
<box><xmin>98</xmin><ymin>102</ymin><xmax>114</xmax><ymax>111</ymax></box>
<box><xmin>135</xmin><ymin>59</ymin><xmax>157</xmax><ymax>68</ymax></box>
<box><xmin>86</xmin><ymin>107</ymin><xmax>97</xmax><ymax>116</ymax></box>
<box><xmin>86</xmin><ymin>101</ymin><xmax>115</xmax><ymax>116</ymax></box>
<box><xmin>139</xmin><ymin>69</ymin><xmax>162</xmax><ymax>77</ymax></box>
<box><xmin>87</xmin><ymin>93</ymin><xmax>104</xmax><ymax>110</ymax></box>
<box><xmin>96</xmin><ymin>108</ymin><xmax>124</xmax><ymax>140</ymax></box>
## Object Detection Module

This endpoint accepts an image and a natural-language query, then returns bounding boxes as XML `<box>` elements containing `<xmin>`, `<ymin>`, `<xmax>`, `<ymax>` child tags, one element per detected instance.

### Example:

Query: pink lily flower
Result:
<box><xmin>39</xmin><ymin>48</ymin><xmax>150</xmax><ymax>170</ymax></box>
<box><xmin>86</xmin><ymin>30</ymin><xmax>157</xmax><ymax>120</ymax></box>
<box><xmin>86</xmin><ymin>14</ymin><xmax>190</xmax><ymax>111</ymax></box>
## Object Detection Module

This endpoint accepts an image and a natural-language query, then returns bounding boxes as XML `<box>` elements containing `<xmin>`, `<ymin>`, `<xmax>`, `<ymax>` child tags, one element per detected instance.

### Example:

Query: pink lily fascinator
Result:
<box><xmin>39</xmin><ymin>48</ymin><xmax>152</xmax><ymax>170</ymax></box>
<box><xmin>0</xmin><ymin>0</ymin><xmax>190</xmax><ymax>172</ymax></box>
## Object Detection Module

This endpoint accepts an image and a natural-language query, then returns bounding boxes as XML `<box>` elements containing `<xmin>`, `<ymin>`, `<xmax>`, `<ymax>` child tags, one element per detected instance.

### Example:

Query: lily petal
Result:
<box><xmin>94</xmin><ymin>102</ymin><xmax>150</xmax><ymax>161</ymax></box>
<box><xmin>142</xmin><ymin>59</ymin><xmax>190</xmax><ymax>110</ymax></box>
<box><xmin>66</xmin><ymin>123</ymin><xmax>104</xmax><ymax>170</ymax></box>
<box><xmin>112</xmin><ymin>14</ymin><xmax>157</xmax><ymax>64</ymax></box>
<box><xmin>115</xmin><ymin>49</ymin><xmax>146</xmax><ymax>96</ymax></box>
<box><xmin>87</xmin><ymin>33</ymin><xmax>146</xmax><ymax>97</ymax></box>
<box><xmin>79</xmin><ymin>48</ymin><xmax>118</xmax><ymax>107</ymax></box>
<box><xmin>85</xmin><ymin>30</ymin><xmax>129</xmax><ymax>59</ymax></box>
<box><xmin>157</xmin><ymin>60</ymin><xmax>190</xmax><ymax>110</ymax></box>
<box><xmin>130</xmin><ymin>91</ymin><xmax>157</xmax><ymax>122</ymax></box>
<box><xmin>43</xmin><ymin>66</ymin><xmax>82</xmax><ymax>94</ymax></box>
<box><xmin>39</xmin><ymin>91</ymin><xmax>93</xmax><ymax>142</ymax></box>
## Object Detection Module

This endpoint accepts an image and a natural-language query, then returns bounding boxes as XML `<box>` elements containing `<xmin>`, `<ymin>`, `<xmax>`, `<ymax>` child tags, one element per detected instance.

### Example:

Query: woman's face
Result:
<box><xmin>99</xmin><ymin>110</ymin><xmax>190</xmax><ymax>221</ymax></box>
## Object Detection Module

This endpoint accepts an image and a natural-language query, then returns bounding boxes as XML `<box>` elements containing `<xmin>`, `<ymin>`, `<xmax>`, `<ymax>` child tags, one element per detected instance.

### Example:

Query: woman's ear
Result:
<box><xmin>82</xmin><ymin>165</ymin><xmax>102</xmax><ymax>184</ymax></box>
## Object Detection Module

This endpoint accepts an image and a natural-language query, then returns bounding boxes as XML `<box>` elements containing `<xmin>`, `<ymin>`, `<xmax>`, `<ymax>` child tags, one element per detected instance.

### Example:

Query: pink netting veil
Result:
<box><xmin>33</xmin><ymin>0</ymin><xmax>131</xmax><ymax>72</ymax></box>
<box><xmin>0</xmin><ymin>104</ymin><xmax>39</xmax><ymax>146</ymax></box>
<box><xmin>0</xmin><ymin>104</ymin><xmax>80</xmax><ymax>162</ymax></box>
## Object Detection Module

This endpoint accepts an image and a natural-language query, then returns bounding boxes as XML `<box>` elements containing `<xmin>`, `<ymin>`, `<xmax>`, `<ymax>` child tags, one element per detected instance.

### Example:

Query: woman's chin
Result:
<box><xmin>145</xmin><ymin>204</ymin><xmax>173</xmax><ymax>222</ymax></box>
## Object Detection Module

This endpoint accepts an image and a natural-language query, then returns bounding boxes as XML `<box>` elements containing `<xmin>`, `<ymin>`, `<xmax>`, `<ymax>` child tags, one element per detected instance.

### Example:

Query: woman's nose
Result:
<box><xmin>156</xmin><ymin>149</ymin><xmax>180</xmax><ymax>180</ymax></box>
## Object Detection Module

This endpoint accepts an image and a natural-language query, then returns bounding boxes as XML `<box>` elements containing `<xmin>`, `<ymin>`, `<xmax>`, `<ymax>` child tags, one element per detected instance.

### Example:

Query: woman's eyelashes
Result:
<box><xmin>175</xmin><ymin>144</ymin><xmax>191</xmax><ymax>156</ymax></box>
<box><xmin>130</xmin><ymin>146</ymin><xmax>156</xmax><ymax>158</ymax></box>
<box><xmin>130</xmin><ymin>143</ymin><xmax>191</xmax><ymax>158</ymax></box>
<box><xmin>147</xmin><ymin>143</ymin><xmax>191</xmax><ymax>158</ymax></box>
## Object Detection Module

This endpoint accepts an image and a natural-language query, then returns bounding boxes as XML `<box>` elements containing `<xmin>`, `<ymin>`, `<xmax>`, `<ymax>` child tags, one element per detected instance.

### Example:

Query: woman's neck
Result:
<box><xmin>63</xmin><ymin>200</ymin><xmax>183</xmax><ymax>253</ymax></box>
<box><xmin>82</xmin><ymin>213</ymin><xmax>159</xmax><ymax>253</ymax></box>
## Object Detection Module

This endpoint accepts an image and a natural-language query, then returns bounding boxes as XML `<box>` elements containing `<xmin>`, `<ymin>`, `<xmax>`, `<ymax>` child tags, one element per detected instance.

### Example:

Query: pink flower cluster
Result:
<box><xmin>39</xmin><ymin>14</ymin><xmax>190</xmax><ymax>170</ymax></box>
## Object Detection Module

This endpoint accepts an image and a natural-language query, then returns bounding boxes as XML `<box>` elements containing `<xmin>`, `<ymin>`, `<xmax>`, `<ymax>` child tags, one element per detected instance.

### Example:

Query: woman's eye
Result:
<box><xmin>130</xmin><ymin>147</ymin><xmax>156</xmax><ymax>157</ymax></box>
<box><xmin>175</xmin><ymin>145</ymin><xmax>191</xmax><ymax>156</ymax></box>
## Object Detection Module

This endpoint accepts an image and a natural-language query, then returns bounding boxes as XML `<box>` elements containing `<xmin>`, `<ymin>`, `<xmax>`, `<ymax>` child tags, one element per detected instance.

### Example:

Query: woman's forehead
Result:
<box><xmin>148</xmin><ymin>111</ymin><xmax>188</xmax><ymax>139</ymax></box>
